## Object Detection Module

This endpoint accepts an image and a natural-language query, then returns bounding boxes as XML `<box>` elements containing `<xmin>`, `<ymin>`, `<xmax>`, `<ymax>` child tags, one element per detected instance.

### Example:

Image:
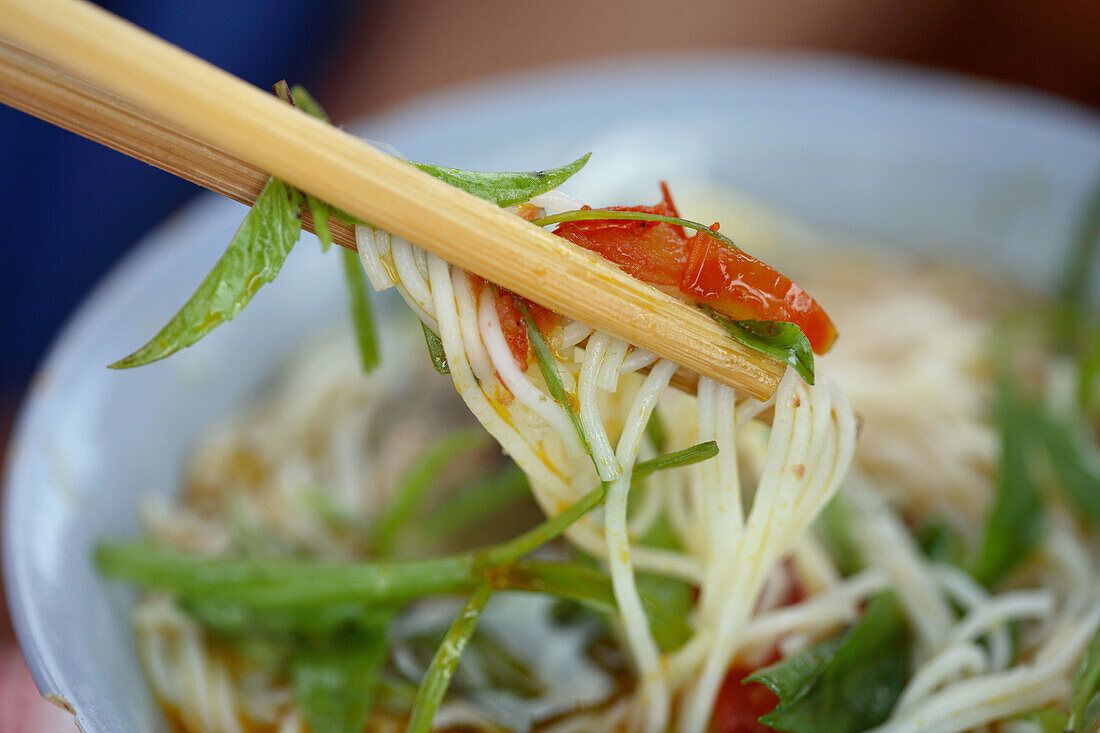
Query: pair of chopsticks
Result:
<box><xmin>0</xmin><ymin>0</ymin><xmax>786</xmax><ymax>399</ymax></box>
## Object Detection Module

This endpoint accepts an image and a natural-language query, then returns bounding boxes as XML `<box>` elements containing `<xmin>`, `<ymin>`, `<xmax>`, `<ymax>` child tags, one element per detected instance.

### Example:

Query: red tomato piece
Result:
<box><xmin>491</xmin><ymin>288</ymin><xmax>529</xmax><ymax>370</ymax></box>
<box><xmin>711</xmin><ymin>664</ymin><xmax>780</xmax><ymax>733</ymax></box>
<box><xmin>473</xmin><ymin>276</ymin><xmax>558</xmax><ymax>370</ymax></box>
<box><xmin>552</xmin><ymin>184</ymin><xmax>689</xmax><ymax>287</ymax></box>
<box><xmin>680</xmin><ymin>231</ymin><xmax>837</xmax><ymax>354</ymax></box>
<box><xmin>551</xmin><ymin>184</ymin><xmax>837</xmax><ymax>355</ymax></box>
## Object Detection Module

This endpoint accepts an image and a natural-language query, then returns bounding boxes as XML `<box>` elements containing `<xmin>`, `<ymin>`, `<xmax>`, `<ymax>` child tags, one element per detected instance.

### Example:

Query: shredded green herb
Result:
<box><xmin>517</xmin><ymin>298</ymin><xmax>593</xmax><ymax>458</ymax></box>
<box><xmin>110</xmin><ymin>176</ymin><xmax>303</xmax><ymax>368</ymax></box>
<box><xmin>968</xmin><ymin>370</ymin><xmax>1045</xmax><ymax>586</ymax></box>
<box><xmin>751</xmin><ymin>592</ymin><xmax>910</xmax><ymax>732</ymax></box>
<box><xmin>1037</xmin><ymin>409</ymin><xmax>1100</xmax><ymax>529</ymax></box>
<box><xmin>700</xmin><ymin>304</ymin><xmax>815</xmax><ymax>385</ymax></box>
<box><xmin>341</xmin><ymin>247</ymin><xmax>381</xmax><ymax>371</ymax></box>
<box><xmin>285</xmin><ymin>84</ymin><xmax>381</xmax><ymax>373</ymax></box>
<box><xmin>412</xmin><ymin>154</ymin><xmax>590</xmax><ymax>208</ymax></box>
<box><xmin>404</xmin><ymin>584</ymin><xmax>492</xmax><ymax>733</ymax></box>
<box><xmin>531</xmin><ymin>208</ymin><xmax>739</xmax><ymax>251</ymax></box>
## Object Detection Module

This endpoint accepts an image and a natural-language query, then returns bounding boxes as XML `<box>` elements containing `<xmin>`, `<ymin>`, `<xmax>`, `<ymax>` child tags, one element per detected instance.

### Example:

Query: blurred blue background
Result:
<box><xmin>0</xmin><ymin>0</ymin><xmax>357</xmax><ymax>400</ymax></box>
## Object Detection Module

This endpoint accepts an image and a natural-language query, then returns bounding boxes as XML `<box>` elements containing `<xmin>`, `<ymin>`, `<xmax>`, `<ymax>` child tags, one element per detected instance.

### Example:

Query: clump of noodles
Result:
<box><xmin>795</xmin><ymin>250</ymin><xmax>1100</xmax><ymax>733</ymax></box>
<box><xmin>356</xmin><ymin>192</ymin><xmax>858</xmax><ymax>732</ymax></box>
<box><xmin>133</xmin><ymin>189</ymin><xmax>1100</xmax><ymax>732</ymax></box>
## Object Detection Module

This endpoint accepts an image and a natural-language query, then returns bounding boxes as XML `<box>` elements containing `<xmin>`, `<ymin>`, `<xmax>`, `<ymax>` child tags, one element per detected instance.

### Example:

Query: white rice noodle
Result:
<box><xmin>870</xmin><ymin>605</ymin><xmax>1100</xmax><ymax>733</ymax></box>
<box><xmin>604</xmin><ymin>359</ymin><xmax>678</xmax><ymax>732</ymax></box>
<box><xmin>355</xmin><ymin>226</ymin><xmax>394</xmax><ymax>292</ymax></box>
<box><xmin>847</xmin><ymin>479</ymin><xmax>955</xmax><ymax>655</ymax></box>
<box><xmin>560</xmin><ymin>319</ymin><xmax>593</xmax><ymax>349</ymax></box>
<box><xmin>576</xmin><ymin>332</ymin><xmax>624</xmax><ymax>480</ymax></box>
<box><xmin>329</xmin><ymin>195</ymin><xmax>863</xmax><ymax>732</ymax></box>
<box><xmin>478</xmin><ymin>288</ymin><xmax>586</xmax><ymax>460</ymax></box>
<box><xmin>597</xmin><ymin>337</ymin><xmax>632</xmax><ymax>392</ymax></box>
<box><xmin>678</xmin><ymin>371</ymin><xmax>857</xmax><ymax>733</ymax></box>
<box><xmin>619</xmin><ymin>347</ymin><xmax>659</xmax><ymax>375</ymax></box>
<box><xmin>527</xmin><ymin>189</ymin><xmax>585</xmax><ymax>212</ymax></box>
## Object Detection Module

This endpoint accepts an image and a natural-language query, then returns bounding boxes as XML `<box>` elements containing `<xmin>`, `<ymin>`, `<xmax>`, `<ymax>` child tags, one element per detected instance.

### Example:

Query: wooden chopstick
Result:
<box><xmin>0</xmin><ymin>0</ymin><xmax>786</xmax><ymax>399</ymax></box>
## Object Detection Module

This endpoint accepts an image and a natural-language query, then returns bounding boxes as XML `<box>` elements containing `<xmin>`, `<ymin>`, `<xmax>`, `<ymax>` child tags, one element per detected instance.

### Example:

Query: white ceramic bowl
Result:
<box><xmin>5</xmin><ymin>53</ymin><xmax>1100</xmax><ymax>731</ymax></box>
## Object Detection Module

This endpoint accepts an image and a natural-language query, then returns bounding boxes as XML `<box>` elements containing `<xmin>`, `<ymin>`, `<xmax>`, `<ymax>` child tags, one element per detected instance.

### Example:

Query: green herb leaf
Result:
<box><xmin>412</xmin><ymin>154</ymin><xmax>590</xmax><ymax>208</ymax></box>
<box><xmin>752</xmin><ymin>593</ymin><xmax>910</xmax><ymax>733</ymax></box>
<box><xmin>701</xmin><ymin>305</ymin><xmax>815</xmax><ymax>385</ymax></box>
<box><xmin>749</xmin><ymin>637</ymin><xmax>845</xmax><ymax>701</ymax></box>
<box><xmin>110</xmin><ymin>177</ymin><xmax>302</xmax><ymax>368</ymax></box>
<box><xmin>341</xmin><ymin>246</ymin><xmax>381</xmax><ymax>372</ymax></box>
<box><xmin>289</xmin><ymin>84</ymin><xmax>330</xmax><ymax>122</ymax></box>
<box><xmin>1069</xmin><ymin>622</ymin><xmax>1100</xmax><ymax>732</ymax></box>
<box><xmin>420</xmin><ymin>321</ymin><xmax>450</xmax><ymax>374</ymax></box>
<box><xmin>329</xmin><ymin>207</ymin><xmax>371</xmax><ymax>227</ymax></box>
<box><xmin>1037</xmin><ymin>410</ymin><xmax>1100</xmax><ymax>528</ymax></box>
<box><xmin>405</xmin><ymin>584</ymin><xmax>492</xmax><ymax>733</ymax></box>
<box><xmin>531</xmin><ymin>208</ymin><xmax>740</xmax><ymax>251</ymax></box>
<box><xmin>293</xmin><ymin>623</ymin><xmax>391</xmax><ymax>733</ymax></box>
<box><xmin>968</xmin><ymin>373</ymin><xmax>1045</xmax><ymax>586</ymax></box>
<box><xmin>371</xmin><ymin>428</ymin><xmax>488</xmax><ymax>555</ymax></box>
<box><xmin>284</xmin><ymin>88</ymin><xmax>334</xmax><ymax>251</ymax></box>
<box><xmin>307</xmin><ymin>195</ymin><xmax>334</xmax><ymax>251</ymax></box>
